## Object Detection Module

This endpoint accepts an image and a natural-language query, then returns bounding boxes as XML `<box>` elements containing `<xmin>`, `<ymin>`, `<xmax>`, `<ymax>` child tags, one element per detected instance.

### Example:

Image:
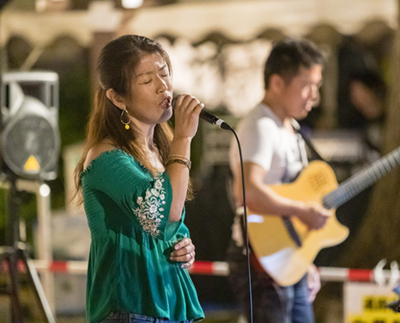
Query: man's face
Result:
<box><xmin>280</xmin><ymin>65</ymin><xmax>322</xmax><ymax>120</ymax></box>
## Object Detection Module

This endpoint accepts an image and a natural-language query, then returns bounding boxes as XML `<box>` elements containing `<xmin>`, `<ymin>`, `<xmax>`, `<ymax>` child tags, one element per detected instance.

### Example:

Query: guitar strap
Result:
<box><xmin>291</xmin><ymin>120</ymin><xmax>325</xmax><ymax>162</ymax></box>
<box><xmin>238</xmin><ymin>122</ymin><xmax>325</xmax><ymax>240</ymax></box>
<box><xmin>237</xmin><ymin>122</ymin><xmax>327</xmax><ymax>268</ymax></box>
<box><xmin>236</xmin><ymin>122</ymin><xmax>330</xmax><ymax>288</ymax></box>
<box><xmin>279</xmin><ymin>121</ymin><xmax>328</xmax><ymax>248</ymax></box>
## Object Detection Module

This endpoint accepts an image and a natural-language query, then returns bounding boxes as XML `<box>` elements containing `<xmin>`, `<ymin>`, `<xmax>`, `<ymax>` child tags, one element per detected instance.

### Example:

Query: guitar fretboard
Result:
<box><xmin>322</xmin><ymin>146</ymin><xmax>400</xmax><ymax>209</ymax></box>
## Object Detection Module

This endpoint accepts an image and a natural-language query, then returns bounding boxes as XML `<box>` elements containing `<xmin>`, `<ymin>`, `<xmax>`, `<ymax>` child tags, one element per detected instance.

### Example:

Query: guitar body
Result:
<box><xmin>247</xmin><ymin>160</ymin><xmax>350</xmax><ymax>286</ymax></box>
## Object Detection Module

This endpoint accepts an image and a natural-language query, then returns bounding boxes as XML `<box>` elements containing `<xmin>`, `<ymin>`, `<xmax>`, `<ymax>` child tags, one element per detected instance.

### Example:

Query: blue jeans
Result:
<box><xmin>227</xmin><ymin>240</ymin><xmax>315</xmax><ymax>323</ymax></box>
<box><xmin>99</xmin><ymin>311</ymin><xmax>194</xmax><ymax>323</ymax></box>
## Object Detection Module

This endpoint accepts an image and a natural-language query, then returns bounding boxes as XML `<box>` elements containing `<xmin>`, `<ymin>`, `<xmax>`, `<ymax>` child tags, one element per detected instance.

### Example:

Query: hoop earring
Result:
<box><xmin>120</xmin><ymin>108</ymin><xmax>131</xmax><ymax>130</ymax></box>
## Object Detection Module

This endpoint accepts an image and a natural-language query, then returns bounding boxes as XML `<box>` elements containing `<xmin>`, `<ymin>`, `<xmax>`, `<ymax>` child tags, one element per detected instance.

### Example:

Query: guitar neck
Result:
<box><xmin>322</xmin><ymin>146</ymin><xmax>400</xmax><ymax>209</ymax></box>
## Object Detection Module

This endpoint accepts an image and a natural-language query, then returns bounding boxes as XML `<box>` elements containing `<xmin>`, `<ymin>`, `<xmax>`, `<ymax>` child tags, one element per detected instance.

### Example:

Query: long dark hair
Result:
<box><xmin>74</xmin><ymin>35</ymin><xmax>175</xmax><ymax>201</ymax></box>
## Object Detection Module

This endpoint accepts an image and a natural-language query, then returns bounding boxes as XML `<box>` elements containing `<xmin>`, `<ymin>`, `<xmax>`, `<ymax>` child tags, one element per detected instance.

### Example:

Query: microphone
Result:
<box><xmin>172</xmin><ymin>97</ymin><xmax>231</xmax><ymax>130</ymax></box>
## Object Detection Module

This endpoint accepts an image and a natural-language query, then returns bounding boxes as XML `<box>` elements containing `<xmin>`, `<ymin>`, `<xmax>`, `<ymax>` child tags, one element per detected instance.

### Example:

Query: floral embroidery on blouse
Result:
<box><xmin>133</xmin><ymin>177</ymin><xmax>167</xmax><ymax>238</ymax></box>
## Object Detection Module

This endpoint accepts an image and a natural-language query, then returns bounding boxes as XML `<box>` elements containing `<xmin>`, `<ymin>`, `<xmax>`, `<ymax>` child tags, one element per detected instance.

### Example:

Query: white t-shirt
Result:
<box><xmin>230</xmin><ymin>102</ymin><xmax>307</xmax><ymax>190</ymax></box>
<box><xmin>230</xmin><ymin>102</ymin><xmax>310</xmax><ymax>250</ymax></box>
<box><xmin>229</xmin><ymin>103</ymin><xmax>308</xmax><ymax>247</ymax></box>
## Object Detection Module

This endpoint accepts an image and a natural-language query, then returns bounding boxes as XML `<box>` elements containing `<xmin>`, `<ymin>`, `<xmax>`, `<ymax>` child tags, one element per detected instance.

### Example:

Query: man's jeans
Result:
<box><xmin>227</xmin><ymin>240</ymin><xmax>315</xmax><ymax>323</ymax></box>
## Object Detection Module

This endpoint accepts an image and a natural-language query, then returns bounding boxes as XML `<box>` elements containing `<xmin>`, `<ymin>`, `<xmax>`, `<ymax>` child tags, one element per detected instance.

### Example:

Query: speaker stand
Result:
<box><xmin>0</xmin><ymin>176</ymin><xmax>55</xmax><ymax>323</ymax></box>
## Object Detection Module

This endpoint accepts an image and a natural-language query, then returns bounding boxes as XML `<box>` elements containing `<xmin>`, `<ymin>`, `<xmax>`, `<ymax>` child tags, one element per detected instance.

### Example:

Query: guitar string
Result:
<box><xmin>342</xmin><ymin>153</ymin><xmax>399</xmax><ymax>197</ymax></box>
<box><xmin>324</xmin><ymin>150</ymin><xmax>400</xmax><ymax>208</ymax></box>
<box><xmin>323</xmin><ymin>149</ymin><xmax>400</xmax><ymax>209</ymax></box>
<box><xmin>325</xmin><ymin>159</ymin><xmax>389</xmax><ymax>208</ymax></box>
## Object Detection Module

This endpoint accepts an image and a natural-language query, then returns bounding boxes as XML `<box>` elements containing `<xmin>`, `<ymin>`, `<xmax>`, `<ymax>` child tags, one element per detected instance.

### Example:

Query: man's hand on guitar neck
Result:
<box><xmin>295</xmin><ymin>202</ymin><xmax>331</xmax><ymax>230</ymax></box>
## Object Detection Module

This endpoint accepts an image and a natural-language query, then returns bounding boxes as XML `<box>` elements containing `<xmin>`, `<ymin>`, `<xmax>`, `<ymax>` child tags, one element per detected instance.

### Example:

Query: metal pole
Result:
<box><xmin>15</xmin><ymin>179</ymin><xmax>55</xmax><ymax>314</ymax></box>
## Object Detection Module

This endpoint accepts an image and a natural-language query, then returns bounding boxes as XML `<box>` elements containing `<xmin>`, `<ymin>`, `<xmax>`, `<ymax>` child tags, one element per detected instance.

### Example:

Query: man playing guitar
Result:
<box><xmin>228</xmin><ymin>38</ymin><xmax>331</xmax><ymax>323</ymax></box>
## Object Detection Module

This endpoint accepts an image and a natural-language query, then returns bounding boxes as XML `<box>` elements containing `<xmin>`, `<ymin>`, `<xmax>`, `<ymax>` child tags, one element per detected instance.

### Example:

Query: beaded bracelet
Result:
<box><xmin>166</xmin><ymin>158</ymin><xmax>191</xmax><ymax>170</ymax></box>
<box><xmin>169</xmin><ymin>154</ymin><xmax>190</xmax><ymax>162</ymax></box>
<box><xmin>168</xmin><ymin>154</ymin><xmax>191</xmax><ymax>168</ymax></box>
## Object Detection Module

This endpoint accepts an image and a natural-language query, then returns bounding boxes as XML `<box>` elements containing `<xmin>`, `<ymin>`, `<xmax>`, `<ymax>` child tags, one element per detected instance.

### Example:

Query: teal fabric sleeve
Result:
<box><xmin>81</xmin><ymin>149</ymin><xmax>182</xmax><ymax>241</ymax></box>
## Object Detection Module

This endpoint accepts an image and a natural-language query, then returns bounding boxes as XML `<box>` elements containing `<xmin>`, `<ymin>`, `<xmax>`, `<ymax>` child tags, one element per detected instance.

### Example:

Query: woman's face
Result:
<box><xmin>126</xmin><ymin>53</ymin><xmax>173</xmax><ymax>127</ymax></box>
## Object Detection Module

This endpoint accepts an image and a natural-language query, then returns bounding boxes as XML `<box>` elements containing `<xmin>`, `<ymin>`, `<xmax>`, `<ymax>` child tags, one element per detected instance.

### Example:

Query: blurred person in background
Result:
<box><xmin>74</xmin><ymin>34</ymin><xmax>204</xmax><ymax>323</ymax></box>
<box><xmin>345</xmin><ymin>70</ymin><xmax>386</xmax><ymax>154</ymax></box>
<box><xmin>336</xmin><ymin>36</ymin><xmax>387</xmax><ymax>155</ymax></box>
<box><xmin>228</xmin><ymin>38</ymin><xmax>330</xmax><ymax>323</ymax></box>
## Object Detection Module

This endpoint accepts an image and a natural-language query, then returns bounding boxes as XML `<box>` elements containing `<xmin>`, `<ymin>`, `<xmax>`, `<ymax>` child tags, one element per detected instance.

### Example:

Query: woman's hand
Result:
<box><xmin>167</xmin><ymin>95</ymin><xmax>203</xmax><ymax>222</ymax></box>
<box><xmin>172</xmin><ymin>94</ymin><xmax>203</xmax><ymax>141</ymax></box>
<box><xmin>170</xmin><ymin>238</ymin><xmax>196</xmax><ymax>269</ymax></box>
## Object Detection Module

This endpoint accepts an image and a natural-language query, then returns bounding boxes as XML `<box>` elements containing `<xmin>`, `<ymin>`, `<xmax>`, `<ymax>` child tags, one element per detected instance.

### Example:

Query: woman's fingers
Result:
<box><xmin>170</xmin><ymin>249</ymin><xmax>196</xmax><ymax>265</ymax></box>
<box><xmin>181</xmin><ymin>251</ymin><xmax>195</xmax><ymax>269</ymax></box>
<box><xmin>172</xmin><ymin>95</ymin><xmax>203</xmax><ymax>140</ymax></box>
<box><xmin>171</xmin><ymin>238</ymin><xmax>194</xmax><ymax>256</ymax></box>
<box><xmin>170</xmin><ymin>238</ymin><xmax>196</xmax><ymax>268</ymax></box>
<box><xmin>174</xmin><ymin>95</ymin><xmax>203</xmax><ymax>114</ymax></box>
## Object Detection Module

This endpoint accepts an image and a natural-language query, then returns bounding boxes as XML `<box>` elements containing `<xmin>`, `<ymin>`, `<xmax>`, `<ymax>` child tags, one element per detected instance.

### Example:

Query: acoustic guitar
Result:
<box><xmin>247</xmin><ymin>146</ymin><xmax>400</xmax><ymax>286</ymax></box>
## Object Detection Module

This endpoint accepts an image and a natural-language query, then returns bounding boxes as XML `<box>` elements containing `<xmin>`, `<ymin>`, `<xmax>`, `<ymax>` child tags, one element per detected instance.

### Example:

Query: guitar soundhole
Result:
<box><xmin>308</xmin><ymin>172</ymin><xmax>328</xmax><ymax>192</ymax></box>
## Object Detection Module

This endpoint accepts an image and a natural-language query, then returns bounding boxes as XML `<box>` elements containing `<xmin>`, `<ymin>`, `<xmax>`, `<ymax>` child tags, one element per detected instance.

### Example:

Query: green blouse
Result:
<box><xmin>81</xmin><ymin>149</ymin><xmax>204</xmax><ymax>323</ymax></box>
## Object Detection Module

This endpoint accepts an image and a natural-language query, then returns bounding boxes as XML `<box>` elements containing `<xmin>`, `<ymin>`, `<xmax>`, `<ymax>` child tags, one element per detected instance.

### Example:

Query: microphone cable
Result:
<box><xmin>178</xmin><ymin>101</ymin><xmax>254</xmax><ymax>322</ymax></box>
<box><xmin>214</xmin><ymin>118</ymin><xmax>253</xmax><ymax>323</ymax></box>
<box><xmin>229</xmin><ymin>127</ymin><xmax>254</xmax><ymax>323</ymax></box>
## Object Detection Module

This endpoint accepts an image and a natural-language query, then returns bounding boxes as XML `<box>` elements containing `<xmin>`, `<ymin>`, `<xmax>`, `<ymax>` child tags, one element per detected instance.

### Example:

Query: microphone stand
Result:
<box><xmin>207</xmin><ymin>115</ymin><xmax>254</xmax><ymax>323</ymax></box>
<box><xmin>193</xmin><ymin>107</ymin><xmax>254</xmax><ymax>323</ymax></box>
<box><xmin>229</xmin><ymin>128</ymin><xmax>254</xmax><ymax>323</ymax></box>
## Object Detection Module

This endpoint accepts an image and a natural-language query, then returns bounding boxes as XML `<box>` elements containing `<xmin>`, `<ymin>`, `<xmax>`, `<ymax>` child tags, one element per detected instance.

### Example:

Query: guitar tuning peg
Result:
<box><xmin>373</xmin><ymin>258</ymin><xmax>387</xmax><ymax>286</ymax></box>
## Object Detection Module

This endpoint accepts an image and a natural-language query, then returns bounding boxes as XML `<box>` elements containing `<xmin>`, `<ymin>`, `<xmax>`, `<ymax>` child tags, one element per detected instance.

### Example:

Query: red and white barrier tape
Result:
<box><xmin>1</xmin><ymin>260</ymin><xmax>391</xmax><ymax>283</ymax></box>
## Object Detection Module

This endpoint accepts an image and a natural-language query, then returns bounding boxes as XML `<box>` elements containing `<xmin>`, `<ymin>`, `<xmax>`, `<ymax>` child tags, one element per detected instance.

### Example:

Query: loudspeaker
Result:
<box><xmin>0</xmin><ymin>71</ymin><xmax>61</xmax><ymax>181</ymax></box>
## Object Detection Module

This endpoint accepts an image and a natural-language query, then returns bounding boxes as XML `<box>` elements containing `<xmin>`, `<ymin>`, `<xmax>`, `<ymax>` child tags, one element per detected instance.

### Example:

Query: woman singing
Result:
<box><xmin>74</xmin><ymin>34</ymin><xmax>204</xmax><ymax>323</ymax></box>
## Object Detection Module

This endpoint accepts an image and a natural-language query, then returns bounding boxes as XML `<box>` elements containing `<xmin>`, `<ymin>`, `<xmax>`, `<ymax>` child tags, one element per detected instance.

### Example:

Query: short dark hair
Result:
<box><xmin>263</xmin><ymin>38</ymin><xmax>324</xmax><ymax>89</ymax></box>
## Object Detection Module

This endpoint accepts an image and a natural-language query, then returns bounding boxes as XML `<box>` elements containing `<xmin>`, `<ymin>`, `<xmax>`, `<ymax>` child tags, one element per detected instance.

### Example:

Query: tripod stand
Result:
<box><xmin>0</xmin><ymin>175</ymin><xmax>55</xmax><ymax>323</ymax></box>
